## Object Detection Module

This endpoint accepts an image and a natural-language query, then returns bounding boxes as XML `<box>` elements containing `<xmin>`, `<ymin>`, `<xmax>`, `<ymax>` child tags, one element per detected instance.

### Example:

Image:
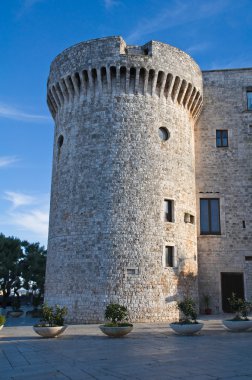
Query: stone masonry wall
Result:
<box><xmin>196</xmin><ymin>69</ymin><xmax>252</xmax><ymax>313</ymax></box>
<box><xmin>45</xmin><ymin>37</ymin><xmax>203</xmax><ymax>323</ymax></box>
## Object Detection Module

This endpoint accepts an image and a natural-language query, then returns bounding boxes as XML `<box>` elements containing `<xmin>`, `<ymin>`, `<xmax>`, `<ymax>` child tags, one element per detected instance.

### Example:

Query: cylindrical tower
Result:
<box><xmin>45</xmin><ymin>36</ymin><xmax>203</xmax><ymax>323</ymax></box>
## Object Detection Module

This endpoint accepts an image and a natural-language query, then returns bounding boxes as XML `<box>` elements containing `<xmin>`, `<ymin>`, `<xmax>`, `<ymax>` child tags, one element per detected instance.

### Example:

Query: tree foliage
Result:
<box><xmin>21</xmin><ymin>241</ymin><xmax>47</xmax><ymax>296</ymax></box>
<box><xmin>104</xmin><ymin>303</ymin><xmax>129</xmax><ymax>325</ymax></box>
<box><xmin>0</xmin><ymin>233</ymin><xmax>23</xmax><ymax>302</ymax></box>
<box><xmin>0</xmin><ymin>233</ymin><xmax>47</xmax><ymax>306</ymax></box>
<box><xmin>39</xmin><ymin>304</ymin><xmax>68</xmax><ymax>326</ymax></box>
<box><xmin>177</xmin><ymin>298</ymin><xmax>197</xmax><ymax>323</ymax></box>
<box><xmin>227</xmin><ymin>292</ymin><xmax>252</xmax><ymax>320</ymax></box>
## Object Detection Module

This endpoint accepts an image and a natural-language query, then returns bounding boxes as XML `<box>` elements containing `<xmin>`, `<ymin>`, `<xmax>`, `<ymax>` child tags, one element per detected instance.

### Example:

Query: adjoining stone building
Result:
<box><xmin>45</xmin><ymin>36</ymin><xmax>252</xmax><ymax>323</ymax></box>
<box><xmin>196</xmin><ymin>69</ymin><xmax>252</xmax><ymax>313</ymax></box>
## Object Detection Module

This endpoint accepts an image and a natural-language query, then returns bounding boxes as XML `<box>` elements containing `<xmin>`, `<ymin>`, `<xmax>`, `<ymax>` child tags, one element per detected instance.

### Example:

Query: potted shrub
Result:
<box><xmin>170</xmin><ymin>297</ymin><xmax>204</xmax><ymax>335</ymax></box>
<box><xmin>33</xmin><ymin>304</ymin><xmax>68</xmax><ymax>338</ymax></box>
<box><xmin>222</xmin><ymin>293</ymin><xmax>252</xmax><ymax>332</ymax></box>
<box><xmin>9</xmin><ymin>296</ymin><xmax>23</xmax><ymax>317</ymax></box>
<box><xmin>0</xmin><ymin>315</ymin><xmax>6</xmax><ymax>331</ymax></box>
<box><xmin>203</xmin><ymin>294</ymin><xmax>212</xmax><ymax>315</ymax></box>
<box><xmin>99</xmin><ymin>303</ymin><xmax>133</xmax><ymax>337</ymax></box>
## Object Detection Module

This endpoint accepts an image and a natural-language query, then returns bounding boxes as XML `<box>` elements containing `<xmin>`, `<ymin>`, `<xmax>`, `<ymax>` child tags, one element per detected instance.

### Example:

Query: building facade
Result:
<box><xmin>196</xmin><ymin>69</ymin><xmax>252</xmax><ymax>313</ymax></box>
<box><xmin>45</xmin><ymin>36</ymin><xmax>252</xmax><ymax>322</ymax></box>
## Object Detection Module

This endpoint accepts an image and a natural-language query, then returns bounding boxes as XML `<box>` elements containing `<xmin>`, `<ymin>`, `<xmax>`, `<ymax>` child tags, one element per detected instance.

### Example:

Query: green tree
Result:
<box><xmin>0</xmin><ymin>233</ymin><xmax>23</xmax><ymax>306</ymax></box>
<box><xmin>21</xmin><ymin>241</ymin><xmax>47</xmax><ymax>299</ymax></box>
<box><xmin>0</xmin><ymin>233</ymin><xmax>47</xmax><ymax>308</ymax></box>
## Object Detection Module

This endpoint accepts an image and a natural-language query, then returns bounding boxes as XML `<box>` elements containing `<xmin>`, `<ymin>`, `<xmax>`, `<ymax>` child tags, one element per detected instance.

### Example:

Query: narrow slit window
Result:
<box><xmin>165</xmin><ymin>246</ymin><xmax>174</xmax><ymax>267</ymax></box>
<box><xmin>58</xmin><ymin>135</ymin><xmax>64</xmax><ymax>148</ymax></box>
<box><xmin>164</xmin><ymin>199</ymin><xmax>173</xmax><ymax>222</ymax></box>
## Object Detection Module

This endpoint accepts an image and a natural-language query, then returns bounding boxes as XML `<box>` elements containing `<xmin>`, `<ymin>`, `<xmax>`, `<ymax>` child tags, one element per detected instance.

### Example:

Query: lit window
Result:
<box><xmin>164</xmin><ymin>246</ymin><xmax>174</xmax><ymax>267</ymax></box>
<box><xmin>216</xmin><ymin>130</ymin><xmax>228</xmax><ymax>147</ymax></box>
<box><xmin>200</xmin><ymin>198</ymin><xmax>221</xmax><ymax>235</ymax></box>
<box><xmin>164</xmin><ymin>199</ymin><xmax>174</xmax><ymax>222</ymax></box>
<box><xmin>247</xmin><ymin>91</ymin><xmax>252</xmax><ymax>110</ymax></box>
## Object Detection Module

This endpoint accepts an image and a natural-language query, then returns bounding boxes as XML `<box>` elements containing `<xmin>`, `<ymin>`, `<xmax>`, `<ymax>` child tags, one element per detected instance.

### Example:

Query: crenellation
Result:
<box><xmin>47</xmin><ymin>66</ymin><xmax>202</xmax><ymax>119</ymax></box>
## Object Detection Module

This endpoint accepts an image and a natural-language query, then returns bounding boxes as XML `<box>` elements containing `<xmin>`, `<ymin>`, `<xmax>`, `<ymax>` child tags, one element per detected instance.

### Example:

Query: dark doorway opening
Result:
<box><xmin>221</xmin><ymin>272</ymin><xmax>244</xmax><ymax>312</ymax></box>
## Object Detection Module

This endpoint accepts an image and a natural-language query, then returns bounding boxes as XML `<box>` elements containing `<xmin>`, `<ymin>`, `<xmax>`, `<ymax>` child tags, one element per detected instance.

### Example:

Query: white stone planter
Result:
<box><xmin>99</xmin><ymin>325</ymin><xmax>133</xmax><ymax>337</ymax></box>
<box><xmin>33</xmin><ymin>325</ymin><xmax>67</xmax><ymax>338</ymax></box>
<box><xmin>9</xmin><ymin>311</ymin><xmax>23</xmax><ymax>317</ymax></box>
<box><xmin>0</xmin><ymin>324</ymin><xmax>3</xmax><ymax>331</ymax></box>
<box><xmin>170</xmin><ymin>322</ymin><xmax>204</xmax><ymax>335</ymax></box>
<box><xmin>222</xmin><ymin>319</ymin><xmax>252</xmax><ymax>332</ymax></box>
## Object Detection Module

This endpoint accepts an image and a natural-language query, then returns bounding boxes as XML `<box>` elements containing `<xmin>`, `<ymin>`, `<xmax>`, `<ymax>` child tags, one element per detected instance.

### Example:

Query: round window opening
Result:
<box><xmin>158</xmin><ymin>127</ymin><xmax>170</xmax><ymax>141</ymax></box>
<box><xmin>58</xmin><ymin>135</ymin><xmax>64</xmax><ymax>148</ymax></box>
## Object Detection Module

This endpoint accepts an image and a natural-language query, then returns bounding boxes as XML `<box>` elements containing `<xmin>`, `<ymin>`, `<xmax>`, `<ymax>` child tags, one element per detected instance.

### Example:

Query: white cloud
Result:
<box><xmin>4</xmin><ymin>191</ymin><xmax>36</xmax><ymax>209</ymax></box>
<box><xmin>0</xmin><ymin>156</ymin><xmax>19</xmax><ymax>168</ymax></box>
<box><xmin>7</xmin><ymin>209</ymin><xmax>49</xmax><ymax>237</ymax></box>
<box><xmin>126</xmin><ymin>0</ymin><xmax>230</xmax><ymax>43</ymax></box>
<box><xmin>0</xmin><ymin>102</ymin><xmax>50</xmax><ymax>122</ymax></box>
<box><xmin>104</xmin><ymin>0</ymin><xmax>120</xmax><ymax>9</ymax></box>
<box><xmin>186</xmin><ymin>42</ymin><xmax>210</xmax><ymax>55</ymax></box>
<box><xmin>1</xmin><ymin>191</ymin><xmax>49</xmax><ymax>246</ymax></box>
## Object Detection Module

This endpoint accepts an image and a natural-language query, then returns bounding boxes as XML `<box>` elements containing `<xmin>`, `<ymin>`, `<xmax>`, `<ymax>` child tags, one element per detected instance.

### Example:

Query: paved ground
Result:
<box><xmin>1</xmin><ymin>314</ymin><xmax>252</xmax><ymax>380</ymax></box>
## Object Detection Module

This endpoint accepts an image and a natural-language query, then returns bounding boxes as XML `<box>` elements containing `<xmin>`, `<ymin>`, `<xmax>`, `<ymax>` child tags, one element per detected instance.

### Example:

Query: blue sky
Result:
<box><xmin>1</xmin><ymin>0</ymin><xmax>252</xmax><ymax>247</ymax></box>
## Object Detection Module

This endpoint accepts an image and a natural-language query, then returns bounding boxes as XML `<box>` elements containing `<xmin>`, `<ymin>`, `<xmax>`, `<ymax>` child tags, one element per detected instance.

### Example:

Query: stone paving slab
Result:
<box><xmin>1</xmin><ymin>316</ymin><xmax>252</xmax><ymax>380</ymax></box>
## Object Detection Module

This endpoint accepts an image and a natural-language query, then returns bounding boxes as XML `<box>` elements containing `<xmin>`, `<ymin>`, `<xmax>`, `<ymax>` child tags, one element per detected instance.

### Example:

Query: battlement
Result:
<box><xmin>47</xmin><ymin>65</ymin><xmax>202</xmax><ymax>120</ymax></box>
<box><xmin>47</xmin><ymin>37</ymin><xmax>203</xmax><ymax>120</ymax></box>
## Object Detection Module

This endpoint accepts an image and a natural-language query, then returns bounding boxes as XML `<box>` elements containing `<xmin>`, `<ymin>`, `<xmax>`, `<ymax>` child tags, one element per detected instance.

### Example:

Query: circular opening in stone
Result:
<box><xmin>158</xmin><ymin>127</ymin><xmax>170</xmax><ymax>141</ymax></box>
<box><xmin>58</xmin><ymin>135</ymin><xmax>64</xmax><ymax>148</ymax></box>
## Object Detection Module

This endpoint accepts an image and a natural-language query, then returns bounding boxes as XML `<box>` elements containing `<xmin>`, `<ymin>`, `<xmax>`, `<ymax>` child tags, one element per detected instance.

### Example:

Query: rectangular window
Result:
<box><xmin>190</xmin><ymin>215</ymin><xmax>195</xmax><ymax>224</ymax></box>
<box><xmin>164</xmin><ymin>199</ymin><xmax>173</xmax><ymax>222</ymax></box>
<box><xmin>184</xmin><ymin>212</ymin><xmax>195</xmax><ymax>224</ymax></box>
<box><xmin>165</xmin><ymin>246</ymin><xmax>174</xmax><ymax>267</ymax></box>
<box><xmin>247</xmin><ymin>91</ymin><xmax>252</xmax><ymax>110</ymax></box>
<box><xmin>245</xmin><ymin>256</ymin><xmax>252</xmax><ymax>261</ymax></box>
<box><xmin>216</xmin><ymin>130</ymin><xmax>228</xmax><ymax>147</ymax></box>
<box><xmin>200</xmin><ymin>198</ymin><xmax>221</xmax><ymax>235</ymax></box>
<box><xmin>127</xmin><ymin>268</ymin><xmax>136</xmax><ymax>275</ymax></box>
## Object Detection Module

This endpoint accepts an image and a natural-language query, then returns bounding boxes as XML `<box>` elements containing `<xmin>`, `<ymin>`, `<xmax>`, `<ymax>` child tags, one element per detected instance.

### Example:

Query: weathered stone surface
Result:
<box><xmin>196</xmin><ymin>68</ymin><xmax>252</xmax><ymax>313</ymax></box>
<box><xmin>45</xmin><ymin>36</ymin><xmax>203</xmax><ymax>323</ymax></box>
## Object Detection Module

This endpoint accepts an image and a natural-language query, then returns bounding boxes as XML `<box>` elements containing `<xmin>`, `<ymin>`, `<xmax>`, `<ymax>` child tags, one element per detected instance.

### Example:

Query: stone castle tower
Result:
<box><xmin>45</xmin><ymin>36</ymin><xmax>203</xmax><ymax>323</ymax></box>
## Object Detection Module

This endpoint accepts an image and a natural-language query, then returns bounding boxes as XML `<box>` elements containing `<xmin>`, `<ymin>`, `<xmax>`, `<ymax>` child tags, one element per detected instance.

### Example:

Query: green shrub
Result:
<box><xmin>104</xmin><ymin>303</ymin><xmax>131</xmax><ymax>326</ymax></box>
<box><xmin>36</xmin><ymin>304</ymin><xmax>68</xmax><ymax>327</ymax></box>
<box><xmin>227</xmin><ymin>293</ymin><xmax>251</xmax><ymax>320</ymax></box>
<box><xmin>177</xmin><ymin>298</ymin><xmax>198</xmax><ymax>324</ymax></box>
